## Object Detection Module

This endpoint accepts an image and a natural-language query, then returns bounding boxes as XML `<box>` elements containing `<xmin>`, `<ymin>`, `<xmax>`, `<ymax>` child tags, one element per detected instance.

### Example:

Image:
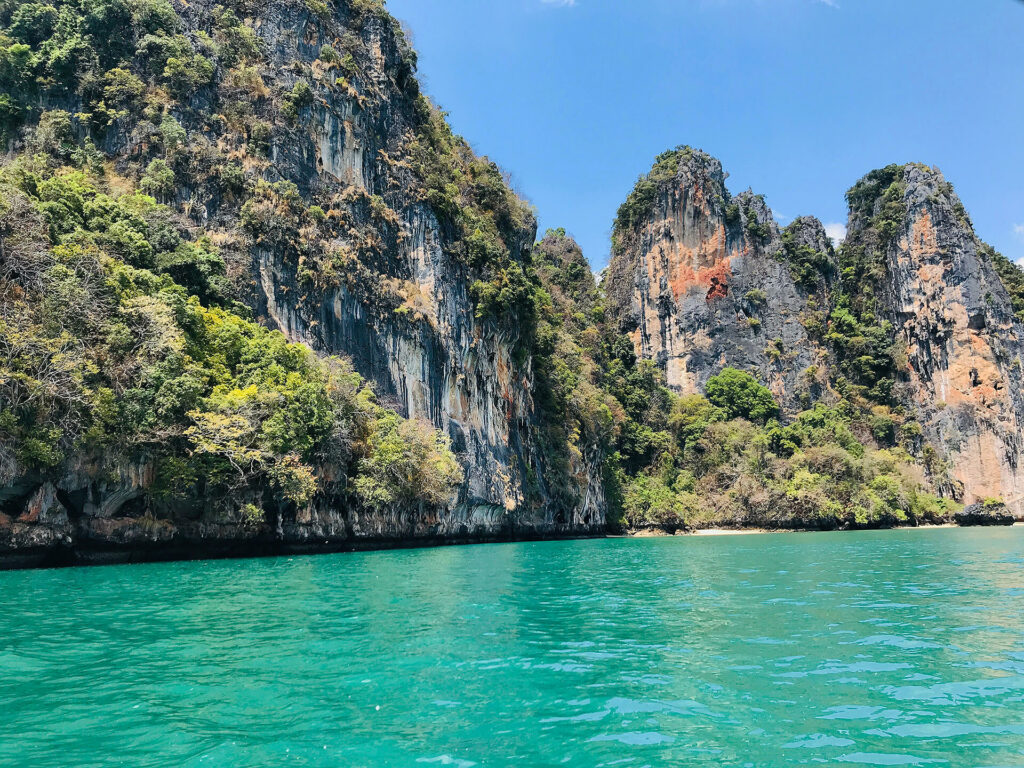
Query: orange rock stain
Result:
<box><xmin>910</xmin><ymin>211</ymin><xmax>938</xmax><ymax>259</ymax></box>
<box><xmin>655</xmin><ymin>225</ymin><xmax>734</xmax><ymax>304</ymax></box>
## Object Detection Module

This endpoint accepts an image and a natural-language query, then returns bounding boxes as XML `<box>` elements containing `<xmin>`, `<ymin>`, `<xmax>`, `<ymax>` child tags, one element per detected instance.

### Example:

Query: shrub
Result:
<box><xmin>248</xmin><ymin>121</ymin><xmax>272</xmax><ymax>155</ymax></box>
<box><xmin>101</xmin><ymin>67</ymin><xmax>146</xmax><ymax>110</ymax></box>
<box><xmin>282</xmin><ymin>79</ymin><xmax>313</xmax><ymax>121</ymax></box>
<box><xmin>305</xmin><ymin>0</ymin><xmax>329</xmax><ymax>17</ymax></box>
<box><xmin>163</xmin><ymin>53</ymin><xmax>213</xmax><ymax>96</ymax></box>
<box><xmin>354</xmin><ymin>414</ymin><xmax>463</xmax><ymax>509</ymax></box>
<box><xmin>140</xmin><ymin>159</ymin><xmax>175</xmax><ymax>200</ymax></box>
<box><xmin>9</xmin><ymin>3</ymin><xmax>59</xmax><ymax>47</ymax></box>
<box><xmin>159</xmin><ymin>113</ymin><xmax>186</xmax><ymax>153</ymax></box>
<box><xmin>318</xmin><ymin>44</ymin><xmax>339</xmax><ymax>64</ymax></box>
<box><xmin>29</xmin><ymin>110</ymin><xmax>76</xmax><ymax>161</ymax></box>
<box><xmin>744</xmin><ymin>205</ymin><xmax>771</xmax><ymax>242</ymax></box>
<box><xmin>705</xmin><ymin>368</ymin><xmax>779</xmax><ymax>424</ymax></box>
<box><xmin>744</xmin><ymin>289</ymin><xmax>767</xmax><ymax>306</ymax></box>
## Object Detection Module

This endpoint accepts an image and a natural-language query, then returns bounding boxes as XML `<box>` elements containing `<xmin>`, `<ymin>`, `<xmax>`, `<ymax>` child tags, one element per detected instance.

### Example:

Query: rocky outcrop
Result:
<box><xmin>0</xmin><ymin>454</ymin><xmax>601</xmax><ymax>569</ymax></box>
<box><xmin>605</xmin><ymin>148</ymin><xmax>831</xmax><ymax>411</ymax></box>
<box><xmin>0</xmin><ymin>0</ymin><xmax>606</xmax><ymax>568</ymax></box>
<box><xmin>954</xmin><ymin>502</ymin><xmax>1015</xmax><ymax>527</ymax></box>
<box><xmin>604</xmin><ymin>150</ymin><xmax>1024</xmax><ymax>517</ymax></box>
<box><xmin>234</xmin><ymin>1</ymin><xmax>552</xmax><ymax>524</ymax></box>
<box><xmin>846</xmin><ymin>164</ymin><xmax>1024</xmax><ymax>514</ymax></box>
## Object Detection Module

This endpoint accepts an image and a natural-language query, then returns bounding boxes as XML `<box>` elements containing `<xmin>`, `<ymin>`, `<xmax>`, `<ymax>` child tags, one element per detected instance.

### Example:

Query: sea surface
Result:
<box><xmin>2</xmin><ymin>527</ymin><xmax>1023</xmax><ymax>767</ymax></box>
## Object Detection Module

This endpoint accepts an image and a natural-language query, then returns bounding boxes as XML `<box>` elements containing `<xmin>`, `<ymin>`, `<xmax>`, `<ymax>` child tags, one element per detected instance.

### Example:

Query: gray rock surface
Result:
<box><xmin>605</xmin><ymin>149</ymin><xmax>830</xmax><ymax>412</ymax></box>
<box><xmin>0</xmin><ymin>0</ymin><xmax>605</xmax><ymax>568</ymax></box>
<box><xmin>955</xmin><ymin>502</ymin><xmax>1015</xmax><ymax>527</ymax></box>
<box><xmin>851</xmin><ymin>164</ymin><xmax>1024</xmax><ymax>514</ymax></box>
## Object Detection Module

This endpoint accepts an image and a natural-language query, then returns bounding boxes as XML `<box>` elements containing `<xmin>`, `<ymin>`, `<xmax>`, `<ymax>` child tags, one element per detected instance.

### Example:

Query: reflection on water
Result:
<box><xmin>1</xmin><ymin>527</ymin><xmax>1022</xmax><ymax>766</ymax></box>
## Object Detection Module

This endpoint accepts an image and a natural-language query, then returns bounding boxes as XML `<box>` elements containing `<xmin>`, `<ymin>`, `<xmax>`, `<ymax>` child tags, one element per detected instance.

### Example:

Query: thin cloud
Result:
<box><xmin>704</xmin><ymin>0</ymin><xmax>840</xmax><ymax>6</ymax></box>
<box><xmin>825</xmin><ymin>222</ymin><xmax>847</xmax><ymax>246</ymax></box>
<box><xmin>540</xmin><ymin>0</ymin><xmax>577</xmax><ymax>6</ymax></box>
<box><xmin>1014</xmin><ymin>223</ymin><xmax>1024</xmax><ymax>242</ymax></box>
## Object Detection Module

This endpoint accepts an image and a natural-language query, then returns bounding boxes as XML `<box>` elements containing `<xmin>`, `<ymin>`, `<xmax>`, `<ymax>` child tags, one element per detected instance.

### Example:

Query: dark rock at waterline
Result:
<box><xmin>955</xmin><ymin>503</ymin><xmax>1015</xmax><ymax>527</ymax></box>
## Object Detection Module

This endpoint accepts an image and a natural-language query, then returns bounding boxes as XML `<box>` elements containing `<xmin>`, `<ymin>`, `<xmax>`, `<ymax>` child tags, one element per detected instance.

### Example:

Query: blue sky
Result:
<box><xmin>385</xmin><ymin>0</ymin><xmax>1024</xmax><ymax>270</ymax></box>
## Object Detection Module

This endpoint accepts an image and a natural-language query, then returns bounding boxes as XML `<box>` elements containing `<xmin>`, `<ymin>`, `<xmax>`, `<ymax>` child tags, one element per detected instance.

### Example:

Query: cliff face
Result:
<box><xmin>605</xmin><ymin>149</ymin><xmax>831</xmax><ymax>411</ymax></box>
<box><xmin>529</xmin><ymin>231</ymin><xmax>609</xmax><ymax>531</ymax></box>
<box><xmin>243</xmin><ymin>1</ymin><xmax>540</xmax><ymax>522</ymax></box>
<box><xmin>846</xmin><ymin>164</ymin><xmax>1024</xmax><ymax>512</ymax></box>
<box><xmin>605</xmin><ymin>149</ymin><xmax>1024</xmax><ymax>517</ymax></box>
<box><xmin>0</xmin><ymin>0</ymin><xmax>604</xmax><ymax>568</ymax></box>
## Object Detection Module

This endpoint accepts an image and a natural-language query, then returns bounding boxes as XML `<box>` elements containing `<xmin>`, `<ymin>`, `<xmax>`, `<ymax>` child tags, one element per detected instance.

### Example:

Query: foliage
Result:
<box><xmin>163</xmin><ymin>51</ymin><xmax>213</xmax><ymax>95</ymax></box>
<box><xmin>0</xmin><ymin>161</ymin><xmax>461</xmax><ymax>517</ymax></box>
<box><xmin>140</xmin><ymin>158</ymin><xmax>174</xmax><ymax>200</ymax></box>
<box><xmin>613</xmin><ymin>146</ymin><xmax>693</xmax><ymax>241</ymax></box>
<box><xmin>824</xmin><ymin>307</ymin><xmax>899</xmax><ymax>404</ymax></box>
<box><xmin>704</xmin><ymin>368</ymin><xmax>779</xmax><ymax>424</ymax></box>
<box><xmin>826</xmin><ymin>165</ymin><xmax>915</xmax><ymax>407</ymax></box>
<box><xmin>987</xmin><ymin>245</ymin><xmax>1024</xmax><ymax>323</ymax></box>
<box><xmin>780</xmin><ymin>221</ymin><xmax>836</xmax><ymax>292</ymax></box>
<box><xmin>354</xmin><ymin>413</ymin><xmax>463</xmax><ymax>509</ymax></box>
<box><xmin>281</xmin><ymin>79</ymin><xmax>313</xmax><ymax>122</ymax></box>
<box><xmin>0</xmin><ymin>0</ymin><xmax>960</xmax><ymax>538</ymax></box>
<box><xmin>620</xmin><ymin>391</ymin><xmax>952</xmax><ymax>532</ymax></box>
<box><xmin>528</xmin><ymin>230</ymin><xmax>668</xmax><ymax>522</ymax></box>
<box><xmin>743</xmin><ymin>202</ymin><xmax>771</xmax><ymax>242</ymax></box>
<box><xmin>846</xmin><ymin>164</ymin><xmax>907</xmax><ymax>235</ymax></box>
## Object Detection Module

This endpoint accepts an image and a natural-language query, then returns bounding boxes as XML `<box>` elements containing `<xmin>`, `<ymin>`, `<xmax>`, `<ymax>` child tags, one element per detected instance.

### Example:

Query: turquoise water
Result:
<box><xmin>1</xmin><ymin>529</ymin><xmax>1023</xmax><ymax>767</ymax></box>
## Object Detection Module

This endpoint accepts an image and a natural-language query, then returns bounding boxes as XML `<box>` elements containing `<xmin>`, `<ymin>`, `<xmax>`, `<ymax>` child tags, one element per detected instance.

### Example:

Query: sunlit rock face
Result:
<box><xmin>605</xmin><ymin>149</ymin><xmax>830</xmax><ymax>412</ymax></box>
<box><xmin>0</xmin><ymin>0</ymin><xmax>608</xmax><ymax>567</ymax></box>
<box><xmin>604</xmin><ymin>150</ymin><xmax>1024</xmax><ymax>514</ymax></box>
<box><xmin>852</xmin><ymin>164</ymin><xmax>1024</xmax><ymax>512</ymax></box>
<box><xmin>241</xmin><ymin>0</ymin><xmax>599</xmax><ymax>532</ymax></box>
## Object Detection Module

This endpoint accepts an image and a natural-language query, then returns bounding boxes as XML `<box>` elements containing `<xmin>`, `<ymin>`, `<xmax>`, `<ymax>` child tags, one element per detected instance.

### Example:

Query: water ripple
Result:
<box><xmin>0</xmin><ymin>527</ymin><xmax>1022</xmax><ymax>766</ymax></box>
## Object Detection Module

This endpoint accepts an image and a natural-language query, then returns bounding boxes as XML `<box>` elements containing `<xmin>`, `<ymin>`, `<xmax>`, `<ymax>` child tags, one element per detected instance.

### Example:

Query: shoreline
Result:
<box><xmin>0</xmin><ymin>529</ymin><xmax>608</xmax><ymax>573</ymax></box>
<box><xmin>3</xmin><ymin>522</ymin><xmax>1020</xmax><ymax>572</ymax></box>
<box><xmin>622</xmin><ymin>521</ymin><xmax>1021</xmax><ymax>538</ymax></box>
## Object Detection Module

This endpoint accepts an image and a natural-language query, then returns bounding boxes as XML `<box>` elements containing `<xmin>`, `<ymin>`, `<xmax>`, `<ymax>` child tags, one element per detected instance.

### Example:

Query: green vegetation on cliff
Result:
<box><xmin>779</xmin><ymin>221</ymin><xmax>836</xmax><ymax>293</ymax></box>
<box><xmin>619</xmin><ymin>378</ymin><xmax>954</xmax><ymax>532</ymax></box>
<box><xmin>529</xmin><ymin>229</ymin><xmax>675</xmax><ymax>519</ymax></box>
<box><xmin>611</xmin><ymin>145</ymin><xmax>693</xmax><ymax>252</ymax></box>
<box><xmin>988</xmin><ymin>245</ymin><xmax>1024</xmax><ymax>323</ymax></box>
<box><xmin>824</xmin><ymin>166</ymin><xmax>909</xmax><ymax>406</ymax></box>
<box><xmin>0</xmin><ymin>157</ymin><xmax>461</xmax><ymax>514</ymax></box>
<box><xmin>529</xmin><ymin>229</ymin><xmax>952</xmax><ymax>532</ymax></box>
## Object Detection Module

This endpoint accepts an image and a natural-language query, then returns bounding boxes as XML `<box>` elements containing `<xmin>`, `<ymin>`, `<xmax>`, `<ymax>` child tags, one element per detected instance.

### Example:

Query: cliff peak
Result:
<box><xmin>839</xmin><ymin>162</ymin><xmax>1024</xmax><ymax>511</ymax></box>
<box><xmin>605</xmin><ymin>147</ymin><xmax>824</xmax><ymax>409</ymax></box>
<box><xmin>612</xmin><ymin>146</ymin><xmax>729</xmax><ymax>243</ymax></box>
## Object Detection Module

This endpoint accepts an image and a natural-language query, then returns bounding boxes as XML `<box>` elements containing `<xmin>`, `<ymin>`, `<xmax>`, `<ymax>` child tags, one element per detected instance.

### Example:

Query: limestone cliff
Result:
<box><xmin>843</xmin><ymin>164</ymin><xmax>1024</xmax><ymax>513</ymax></box>
<box><xmin>3</xmin><ymin>0</ymin><xmax>1020</xmax><ymax>568</ymax></box>
<box><xmin>605</xmin><ymin>148</ymin><xmax>832</xmax><ymax>411</ymax></box>
<box><xmin>239</xmin><ymin>0</ymin><xmax>541</xmax><ymax>522</ymax></box>
<box><xmin>605</xmin><ymin>149</ymin><xmax>1024</xmax><ymax>517</ymax></box>
<box><xmin>0</xmin><ymin>0</ymin><xmax>604</xmax><ymax>567</ymax></box>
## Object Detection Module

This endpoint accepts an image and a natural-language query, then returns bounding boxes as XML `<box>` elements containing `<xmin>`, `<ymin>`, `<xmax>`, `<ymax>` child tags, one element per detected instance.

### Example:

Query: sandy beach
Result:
<box><xmin>623</xmin><ymin>522</ymin><xmax>1022</xmax><ymax>538</ymax></box>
